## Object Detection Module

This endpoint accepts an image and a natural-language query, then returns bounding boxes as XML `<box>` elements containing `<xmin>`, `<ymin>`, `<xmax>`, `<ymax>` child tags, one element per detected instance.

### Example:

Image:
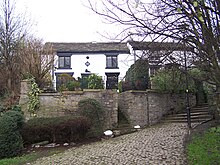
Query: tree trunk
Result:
<box><xmin>7</xmin><ymin>77</ymin><xmax>12</xmax><ymax>93</ymax></box>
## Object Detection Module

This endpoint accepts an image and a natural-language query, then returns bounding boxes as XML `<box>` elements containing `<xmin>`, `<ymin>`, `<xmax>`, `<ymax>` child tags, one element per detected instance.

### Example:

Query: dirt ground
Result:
<box><xmin>191</xmin><ymin>119</ymin><xmax>219</xmax><ymax>136</ymax></box>
<box><xmin>22</xmin><ymin>137</ymin><xmax>102</xmax><ymax>159</ymax></box>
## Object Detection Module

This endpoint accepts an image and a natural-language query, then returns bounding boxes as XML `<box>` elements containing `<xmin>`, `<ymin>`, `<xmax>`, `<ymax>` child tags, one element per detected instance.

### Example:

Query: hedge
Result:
<box><xmin>21</xmin><ymin>116</ymin><xmax>91</xmax><ymax>144</ymax></box>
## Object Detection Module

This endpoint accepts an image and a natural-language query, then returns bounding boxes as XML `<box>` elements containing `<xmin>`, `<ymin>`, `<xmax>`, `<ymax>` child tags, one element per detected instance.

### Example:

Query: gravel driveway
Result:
<box><xmin>31</xmin><ymin>123</ymin><xmax>189</xmax><ymax>165</ymax></box>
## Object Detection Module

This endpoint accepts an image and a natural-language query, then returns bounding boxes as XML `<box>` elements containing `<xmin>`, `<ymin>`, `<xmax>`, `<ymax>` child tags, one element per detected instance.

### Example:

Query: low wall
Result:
<box><xmin>118</xmin><ymin>90</ymin><xmax>196</xmax><ymax>126</ymax></box>
<box><xmin>19</xmin><ymin>81</ymin><xmax>118</xmax><ymax>129</ymax></box>
<box><xmin>19</xmin><ymin>81</ymin><xmax>196</xmax><ymax>129</ymax></box>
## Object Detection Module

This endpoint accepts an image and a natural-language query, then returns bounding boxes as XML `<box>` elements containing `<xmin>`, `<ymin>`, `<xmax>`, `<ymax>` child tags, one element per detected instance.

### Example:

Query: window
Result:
<box><xmin>58</xmin><ymin>56</ymin><xmax>71</xmax><ymax>69</ymax></box>
<box><xmin>106</xmin><ymin>55</ymin><xmax>118</xmax><ymax>69</ymax></box>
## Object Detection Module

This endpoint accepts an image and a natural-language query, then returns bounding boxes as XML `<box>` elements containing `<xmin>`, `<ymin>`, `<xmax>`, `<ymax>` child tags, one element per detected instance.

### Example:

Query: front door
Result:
<box><xmin>105</xmin><ymin>72</ymin><xmax>120</xmax><ymax>89</ymax></box>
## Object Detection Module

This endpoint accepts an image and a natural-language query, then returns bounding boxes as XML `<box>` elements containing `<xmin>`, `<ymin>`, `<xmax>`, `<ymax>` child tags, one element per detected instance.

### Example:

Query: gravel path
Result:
<box><xmin>31</xmin><ymin>123</ymin><xmax>189</xmax><ymax>165</ymax></box>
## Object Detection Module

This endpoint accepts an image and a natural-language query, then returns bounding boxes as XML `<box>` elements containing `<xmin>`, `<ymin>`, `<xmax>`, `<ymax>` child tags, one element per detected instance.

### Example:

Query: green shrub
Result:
<box><xmin>3</xmin><ymin>110</ymin><xmax>24</xmax><ymax>130</ymax></box>
<box><xmin>118</xmin><ymin>80</ymin><xmax>123</xmax><ymax>93</ymax></box>
<box><xmin>58</xmin><ymin>84</ymin><xmax>68</xmax><ymax>92</ymax></box>
<box><xmin>87</xmin><ymin>74</ymin><xmax>104</xmax><ymax>89</ymax></box>
<box><xmin>57</xmin><ymin>74</ymin><xmax>81</xmax><ymax>91</ymax></box>
<box><xmin>0</xmin><ymin>114</ymin><xmax>23</xmax><ymax>159</ymax></box>
<box><xmin>66</xmin><ymin>81</ymin><xmax>81</xmax><ymax>91</ymax></box>
<box><xmin>57</xmin><ymin>74</ymin><xmax>75</xmax><ymax>91</ymax></box>
<box><xmin>151</xmin><ymin>68</ymin><xmax>196</xmax><ymax>93</ymax></box>
<box><xmin>11</xmin><ymin>104</ymin><xmax>22</xmax><ymax>112</ymax></box>
<box><xmin>123</xmin><ymin>59</ymin><xmax>149</xmax><ymax>91</ymax></box>
<box><xmin>78</xmin><ymin>98</ymin><xmax>104</xmax><ymax>137</ymax></box>
<box><xmin>21</xmin><ymin>116</ymin><xmax>91</xmax><ymax>144</ymax></box>
<box><xmin>0</xmin><ymin>105</ymin><xmax>4</xmax><ymax>114</ymax></box>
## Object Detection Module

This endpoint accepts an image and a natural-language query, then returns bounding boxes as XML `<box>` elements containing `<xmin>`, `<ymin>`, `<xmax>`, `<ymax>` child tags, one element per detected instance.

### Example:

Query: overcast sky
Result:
<box><xmin>17</xmin><ymin>0</ymin><xmax>117</xmax><ymax>43</ymax></box>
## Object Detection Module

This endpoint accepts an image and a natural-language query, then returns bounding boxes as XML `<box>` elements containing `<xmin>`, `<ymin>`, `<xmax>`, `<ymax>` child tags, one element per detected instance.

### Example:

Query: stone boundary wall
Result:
<box><xmin>19</xmin><ymin>81</ymin><xmax>118</xmax><ymax>129</ymax></box>
<box><xmin>118</xmin><ymin>90</ymin><xmax>196</xmax><ymax>127</ymax></box>
<box><xmin>19</xmin><ymin>81</ymin><xmax>196</xmax><ymax>129</ymax></box>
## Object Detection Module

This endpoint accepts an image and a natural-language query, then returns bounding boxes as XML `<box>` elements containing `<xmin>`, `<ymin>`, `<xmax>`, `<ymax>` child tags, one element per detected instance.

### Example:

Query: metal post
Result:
<box><xmin>183</xmin><ymin>31</ymin><xmax>191</xmax><ymax>129</ymax></box>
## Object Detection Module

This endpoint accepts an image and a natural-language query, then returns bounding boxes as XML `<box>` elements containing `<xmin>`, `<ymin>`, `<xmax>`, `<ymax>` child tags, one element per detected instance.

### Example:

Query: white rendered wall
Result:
<box><xmin>53</xmin><ymin>53</ymin><xmax>135</xmax><ymax>88</ymax></box>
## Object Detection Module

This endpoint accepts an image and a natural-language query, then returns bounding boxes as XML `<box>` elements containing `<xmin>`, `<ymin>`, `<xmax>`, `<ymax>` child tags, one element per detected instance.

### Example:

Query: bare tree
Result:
<box><xmin>0</xmin><ymin>0</ymin><xmax>54</xmax><ymax>105</ymax></box>
<box><xmin>20</xmin><ymin>38</ymin><xmax>55</xmax><ymax>89</ymax></box>
<box><xmin>87</xmin><ymin>0</ymin><xmax>220</xmax><ymax>117</ymax></box>
<box><xmin>0</xmin><ymin>0</ymin><xmax>28</xmax><ymax>96</ymax></box>
<box><xmin>87</xmin><ymin>0</ymin><xmax>219</xmax><ymax>85</ymax></box>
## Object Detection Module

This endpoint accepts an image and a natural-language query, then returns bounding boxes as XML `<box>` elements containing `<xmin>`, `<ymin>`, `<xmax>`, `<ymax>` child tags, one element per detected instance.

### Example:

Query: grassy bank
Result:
<box><xmin>187</xmin><ymin>125</ymin><xmax>220</xmax><ymax>165</ymax></box>
<box><xmin>0</xmin><ymin>153</ymin><xmax>39</xmax><ymax>165</ymax></box>
<box><xmin>0</xmin><ymin>148</ymin><xmax>64</xmax><ymax>165</ymax></box>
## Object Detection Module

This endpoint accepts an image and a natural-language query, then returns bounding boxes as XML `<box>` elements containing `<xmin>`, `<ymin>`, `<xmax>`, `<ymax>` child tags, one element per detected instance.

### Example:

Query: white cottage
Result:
<box><xmin>47</xmin><ymin>41</ymin><xmax>189</xmax><ymax>90</ymax></box>
<box><xmin>47</xmin><ymin>42</ymin><xmax>134</xmax><ymax>89</ymax></box>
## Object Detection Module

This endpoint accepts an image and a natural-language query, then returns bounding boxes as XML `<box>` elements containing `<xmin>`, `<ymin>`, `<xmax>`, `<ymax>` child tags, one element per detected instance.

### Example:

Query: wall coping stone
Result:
<box><xmin>39</xmin><ymin>89</ymin><xmax>118</xmax><ymax>96</ymax></box>
<box><xmin>123</xmin><ymin>90</ymin><xmax>161</xmax><ymax>94</ymax></box>
<box><xmin>120</xmin><ymin>88</ymin><xmax>194</xmax><ymax>94</ymax></box>
<box><xmin>83</xmin><ymin>89</ymin><xmax>104</xmax><ymax>92</ymax></box>
<box><xmin>124</xmin><ymin>90</ymin><xmax>148</xmax><ymax>94</ymax></box>
<box><xmin>39</xmin><ymin>93</ymin><xmax>61</xmax><ymax>96</ymax></box>
<box><xmin>83</xmin><ymin>89</ymin><xmax>117</xmax><ymax>92</ymax></box>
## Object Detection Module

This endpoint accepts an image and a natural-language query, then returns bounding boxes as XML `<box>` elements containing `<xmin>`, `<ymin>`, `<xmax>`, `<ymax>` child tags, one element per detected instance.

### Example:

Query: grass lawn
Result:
<box><xmin>187</xmin><ymin>125</ymin><xmax>220</xmax><ymax>165</ymax></box>
<box><xmin>0</xmin><ymin>148</ymin><xmax>65</xmax><ymax>165</ymax></box>
<box><xmin>0</xmin><ymin>137</ymin><xmax>100</xmax><ymax>165</ymax></box>
<box><xmin>0</xmin><ymin>153</ymin><xmax>39</xmax><ymax>165</ymax></box>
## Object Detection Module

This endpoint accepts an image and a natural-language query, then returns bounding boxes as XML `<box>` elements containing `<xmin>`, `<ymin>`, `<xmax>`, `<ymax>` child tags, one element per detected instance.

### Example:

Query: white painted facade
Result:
<box><xmin>53</xmin><ymin>50</ymin><xmax>135</xmax><ymax>89</ymax></box>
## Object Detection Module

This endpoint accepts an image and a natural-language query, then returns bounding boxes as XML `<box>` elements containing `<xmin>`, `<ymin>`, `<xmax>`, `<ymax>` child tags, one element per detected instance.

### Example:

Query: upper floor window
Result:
<box><xmin>58</xmin><ymin>56</ymin><xmax>71</xmax><ymax>69</ymax></box>
<box><xmin>106</xmin><ymin>55</ymin><xmax>118</xmax><ymax>69</ymax></box>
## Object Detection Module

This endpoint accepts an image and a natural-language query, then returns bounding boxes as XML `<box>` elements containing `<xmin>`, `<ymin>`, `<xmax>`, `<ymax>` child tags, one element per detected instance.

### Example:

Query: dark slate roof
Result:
<box><xmin>129</xmin><ymin>41</ymin><xmax>192</xmax><ymax>51</ymax></box>
<box><xmin>46</xmin><ymin>42</ymin><xmax>130</xmax><ymax>54</ymax></box>
<box><xmin>45</xmin><ymin>41</ymin><xmax>192</xmax><ymax>54</ymax></box>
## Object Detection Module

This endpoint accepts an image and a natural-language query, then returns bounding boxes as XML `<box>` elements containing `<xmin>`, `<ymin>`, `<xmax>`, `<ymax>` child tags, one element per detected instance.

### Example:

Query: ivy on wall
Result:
<box><xmin>27</xmin><ymin>78</ymin><xmax>41</xmax><ymax>115</ymax></box>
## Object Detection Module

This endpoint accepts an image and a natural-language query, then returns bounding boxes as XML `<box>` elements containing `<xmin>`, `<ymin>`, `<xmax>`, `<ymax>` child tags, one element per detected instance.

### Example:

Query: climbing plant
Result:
<box><xmin>27</xmin><ymin>78</ymin><xmax>41</xmax><ymax>115</ymax></box>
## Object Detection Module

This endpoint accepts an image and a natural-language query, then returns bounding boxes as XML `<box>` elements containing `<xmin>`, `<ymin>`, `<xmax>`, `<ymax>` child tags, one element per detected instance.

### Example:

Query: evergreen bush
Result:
<box><xmin>123</xmin><ymin>59</ymin><xmax>149</xmax><ymax>91</ymax></box>
<box><xmin>21</xmin><ymin>116</ymin><xmax>91</xmax><ymax>144</ymax></box>
<box><xmin>0</xmin><ymin>114</ymin><xmax>23</xmax><ymax>159</ymax></box>
<box><xmin>4</xmin><ymin>110</ymin><xmax>24</xmax><ymax>129</ymax></box>
<box><xmin>78</xmin><ymin>98</ymin><xmax>104</xmax><ymax>137</ymax></box>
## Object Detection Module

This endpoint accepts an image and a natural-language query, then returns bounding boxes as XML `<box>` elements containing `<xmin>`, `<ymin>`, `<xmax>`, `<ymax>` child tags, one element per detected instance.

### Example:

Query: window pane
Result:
<box><xmin>112</xmin><ymin>56</ymin><xmax>118</xmax><ymax>67</ymax></box>
<box><xmin>65</xmin><ymin>57</ymin><xmax>70</xmax><ymax>68</ymax></box>
<box><xmin>106</xmin><ymin>56</ymin><xmax>111</xmax><ymax>68</ymax></box>
<box><xmin>59</xmin><ymin>57</ymin><xmax>64</xmax><ymax>68</ymax></box>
